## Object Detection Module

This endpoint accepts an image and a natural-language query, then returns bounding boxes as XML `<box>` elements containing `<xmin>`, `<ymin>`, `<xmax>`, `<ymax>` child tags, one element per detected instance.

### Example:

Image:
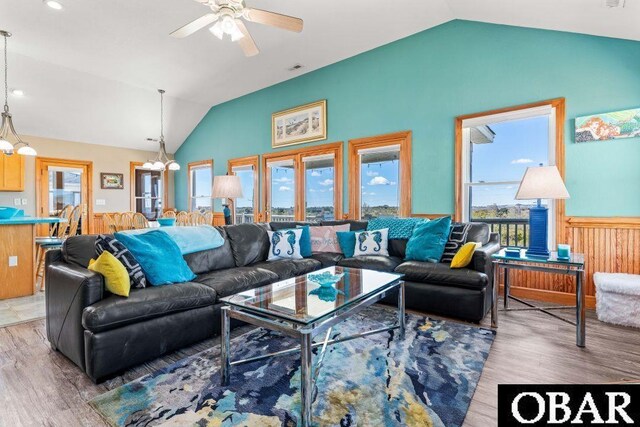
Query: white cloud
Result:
<box><xmin>362</xmin><ymin>192</ymin><xmax>376</xmax><ymax>196</ymax></box>
<box><xmin>366</xmin><ymin>170</ymin><xmax>379</xmax><ymax>177</ymax></box>
<box><xmin>309</xmin><ymin>188</ymin><xmax>317</xmax><ymax>193</ymax></box>
<box><xmin>329</xmin><ymin>187</ymin><xmax>333</xmax><ymax>192</ymax></box>
<box><xmin>318</xmin><ymin>179</ymin><xmax>333</xmax><ymax>187</ymax></box>
<box><xmin>368</xmin><ymin>176</ymin><xmax>395</xmax><ymax>186</ymax></box>
<box><xmin>511</xmin><ymin>158</ymin><xmax>533</xmax><ymax>164</ymax></box>
<box><xmin>279</xmin><ymin>186</ymin><xmax>292</xmax><ymax>192</ymax></box>
<box><xmin>311</xmin><ymin>170</ymin><xmax>321</xmax><ymax>177</ymax></box>
<box><xmin>273</xmin><ymin>176</ymin><xmax>292</xmax><ymax>183</ymax></box>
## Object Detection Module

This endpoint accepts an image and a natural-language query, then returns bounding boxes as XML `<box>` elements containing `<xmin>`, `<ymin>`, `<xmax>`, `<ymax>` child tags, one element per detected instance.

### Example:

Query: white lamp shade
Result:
<box><xmin>17</xmin><ymin>145</ymin><xmax>37</xmax><ymax>156</ymax></box>
<box><xmin>0</xmin><ymin>137</ymin><xmax>13</xmax><ymax>152</ymax></box>
<box><xmin>515</xmin><ymin>165</ymin><xmax>570</xmax><ymax>200</ymax></box>
<box><xmin>212</xmin><ymin>175</ymin><xmax>244</xmax><ymax>199</ymax></box>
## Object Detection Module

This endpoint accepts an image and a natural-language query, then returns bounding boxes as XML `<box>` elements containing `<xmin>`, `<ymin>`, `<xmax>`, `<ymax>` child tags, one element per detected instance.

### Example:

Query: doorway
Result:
<box><xmin>36</xmin><ymin>157</ymin><xmax>93</xmax><ymax>236</ymax></box>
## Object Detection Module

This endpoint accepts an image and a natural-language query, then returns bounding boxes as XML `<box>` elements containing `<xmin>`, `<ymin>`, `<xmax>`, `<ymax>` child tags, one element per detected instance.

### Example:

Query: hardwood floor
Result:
<box><xmin>1</xmin><ymin>300</ymin><xmax>639</xmax><ymax>427</ymax></box>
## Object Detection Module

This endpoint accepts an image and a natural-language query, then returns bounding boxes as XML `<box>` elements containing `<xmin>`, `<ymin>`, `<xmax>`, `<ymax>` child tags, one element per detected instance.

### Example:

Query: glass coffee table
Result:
<box><xmin>219</xmin><ymin>266</ymin><xmax>405</xmax><ymax>427</ymax></box>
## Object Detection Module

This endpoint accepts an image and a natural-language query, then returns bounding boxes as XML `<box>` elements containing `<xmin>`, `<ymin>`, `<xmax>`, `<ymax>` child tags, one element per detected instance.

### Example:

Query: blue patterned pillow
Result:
<box><xmin>353</xmin><ymin>229</ymin><xmax>389</xmax><ymax>257</ymax></box>
<box><xmin>367</xmin><ymin>217</ymin><xmax>426</xmax><ymax>239</ymax></box>
<box><xmin>267</xmin><ymin>229</ymin><xmax>303</xmax><ymax>261</ymax></box>
<box><xmin>95</xmin><ymin>235</ymin><xmax>147</xmax><ymax>289</ymax></box>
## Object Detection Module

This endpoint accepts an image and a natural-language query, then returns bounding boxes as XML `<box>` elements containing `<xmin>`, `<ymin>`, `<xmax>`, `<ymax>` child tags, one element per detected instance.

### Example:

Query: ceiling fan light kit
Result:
<box><xmin>171</xmin><ymin>0</ymin><xmax>303</xmax><ymax>57</ymax></box>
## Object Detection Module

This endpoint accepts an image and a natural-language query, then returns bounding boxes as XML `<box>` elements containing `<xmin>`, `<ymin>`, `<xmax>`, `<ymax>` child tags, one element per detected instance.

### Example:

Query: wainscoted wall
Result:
<box><xmin>507</xmin><ymin>218</ymin><xmax>640</xmax><ymax>308</ymax></box>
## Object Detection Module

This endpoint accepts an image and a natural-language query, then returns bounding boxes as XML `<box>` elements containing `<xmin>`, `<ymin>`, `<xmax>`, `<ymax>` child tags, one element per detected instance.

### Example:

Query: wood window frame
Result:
<box><xmin>187</xmin><ymin>159</ymin><xmax>214</xmax><ymax>212</ymax></box>
<box><xmin>228</xmin><ymin>155</ymin><xmax>260</xmax><ymax>223</ymax></box>
<box><xmin>348</xmin><ymin>131</ymin><xmax>412</xmax><ymax>219</ymax></box>
<box><xmin>35</xmin><ymin>157</ymin><xmax>94</xmax><ymax>235</ymax></box>
<box><xmin>261</xmin><ymin>141</ymin><xmax>344</xmax><ymax>221</ymax></box>
<box><xmin>129</xmin><ymin>161</ymin><xmax>169</xmax><ymax>212</ymax></box>
<box><xmin>454</xmin><ymin>98</ymin><xmax>566</xmax><ymax>242</ymax></box>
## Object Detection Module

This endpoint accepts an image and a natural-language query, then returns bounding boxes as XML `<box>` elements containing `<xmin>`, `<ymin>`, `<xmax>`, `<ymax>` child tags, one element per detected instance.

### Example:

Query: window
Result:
<box><xmin>188</xmin><ymin>160</ymin><xmax>213</xmax><ymax>212</ymax></box>
<box><xmin>262</xmin><ymin>142</ymin><xmax>343</xmax><ymax>221</ymax></box>
<box><xmin>349</xmin><ymin>131</ymin><xmax>411</xmax><ymax>219</ymax></box>
<box><xmin>229</xmin><ymin>156</ymin><xmax>259</xmax><ymax>224</ymax></box>
<box><xmin>456</xmin><ymin>99</ymin><xmax>565</xmax><ymax>247</ymax></box>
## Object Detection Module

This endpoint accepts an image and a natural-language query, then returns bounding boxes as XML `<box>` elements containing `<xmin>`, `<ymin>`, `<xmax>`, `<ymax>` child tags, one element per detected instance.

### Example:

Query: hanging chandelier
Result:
<box><xmin>0</xmin><ymin>30</ymin><xmax>36</xmax><ymax>156</ymax></box>
<box><xmin>143</xmin><ymin>89</ymin><xmax>179</xmax><ymax>171</ymax></box>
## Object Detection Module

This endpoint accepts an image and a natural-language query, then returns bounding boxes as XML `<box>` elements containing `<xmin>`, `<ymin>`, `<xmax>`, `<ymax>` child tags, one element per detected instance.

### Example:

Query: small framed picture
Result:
<box><xmin>100</xmin><ymin>173</ymin><xmax>124</xmax><ymax>189</ymax></box>
<box><xmin>272</xmin><ymin>100</ymin><xmax>327</xmax><ymax>148</ymax></box>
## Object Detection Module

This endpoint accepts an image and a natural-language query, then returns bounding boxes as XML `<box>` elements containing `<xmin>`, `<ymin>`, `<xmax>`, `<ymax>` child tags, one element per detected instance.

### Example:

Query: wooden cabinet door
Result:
<box><xmin>0</xmin><ymin>153</ymin><xmax>25</xmax><ymax>191</ymax></box>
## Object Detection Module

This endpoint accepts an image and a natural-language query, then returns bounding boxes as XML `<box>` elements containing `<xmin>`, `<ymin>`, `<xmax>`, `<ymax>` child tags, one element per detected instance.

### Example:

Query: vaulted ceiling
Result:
<box><xmin>2</xmin><ymin>0</ymin><xmax>638</xmax><ymax>152</ymax></box>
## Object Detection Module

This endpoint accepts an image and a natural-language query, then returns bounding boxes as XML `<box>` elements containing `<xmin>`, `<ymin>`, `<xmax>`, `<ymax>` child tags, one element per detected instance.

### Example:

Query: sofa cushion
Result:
<box><xmin>310</xmin><ymin>252</ymin><xmax>344</xmax><ymax>267</ymax></box>
<box><xmin>225</xmin><ymin>223</ymin><xmax>271</xmax><ymax>267</ymax></box>
<box><xmin>193</xmin><ymin>266</ymin><xmax>279</xmax><ymax>298</ymax></box>
<box><xmin>253</xmin><ymin>258</ymin><xmax>322</xmax><ymax>280</ymax></box>
<box><xmin>395</xmin><ymin>261</ymin><xmax>488</xmax><ymax>290</ymax></box>
<box><xmin>321</xmin><ymin>220</ymin><xmax>368</xmax><ymax>231</ymax></box>
<box><xmin>62</xmin><ymin>235</ymin><xmax>98</xmax><ymax>268</ymax></box>
<box><xmin>183</xmin><ymin>226</ymin><xmax>235</xmax><ymax>274</ymax></box>
<box><xmin>388</xmin><ymin>239</ymin><xmax>407</xmax><ymax>259</ymax></box>
<box><xmin>337</xmin><ymin>256</ymin><xmax>403</xmax><ymax>272</ymax></box>
<box><xmin>270</xmin><ymin>221</ymin><xmax>319</xmax><ymax>231</ymax></box>
<box><xmin>466</xmin><ymin>223</ymin><xmax>490</xmax><ymax>246</ymax></box>
<box><xmin>82</xmin><ymin>281</ymin><xmax>217</xmax><ymax>333</ymax></box>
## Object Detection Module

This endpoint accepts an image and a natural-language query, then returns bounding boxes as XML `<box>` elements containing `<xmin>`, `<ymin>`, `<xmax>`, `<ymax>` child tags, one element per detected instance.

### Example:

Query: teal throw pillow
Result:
<box><xmin>114</xmin><ymin>230</ymin><xmax>196</xmax><ymax>286</ymax></box>
<box><xmin>405</xmin><ymin>216</ymin><xmax>452</xmax><ymax>263</ymax></box>
<box><xmin>295</xmin><ymin>225</ymin><xmax>312</xmax><ymax>257</ymax></box>
<box><xmin>336</xmin><ymin>231</ymin><xmax>356</xmax><ymax>258</ymax></box>
<box><xmin>367</xmin><ymin>217</ymin><xmax>426</xmax><ymax>239</ymax></box>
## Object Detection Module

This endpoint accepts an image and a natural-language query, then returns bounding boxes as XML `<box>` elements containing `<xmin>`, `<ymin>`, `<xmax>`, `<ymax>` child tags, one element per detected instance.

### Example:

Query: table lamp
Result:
<box><xmin>212</xmin><ymin>175</ymin><xmax>244</xmax><ymax>225</ymax></box>
<box><xmin>515</xmin><ymin>165</ymin><xmax>570</xmax><ymax>258</ymax></box>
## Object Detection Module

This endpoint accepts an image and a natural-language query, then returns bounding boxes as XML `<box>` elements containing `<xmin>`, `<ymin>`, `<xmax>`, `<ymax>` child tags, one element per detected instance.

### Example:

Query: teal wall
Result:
<box><xmin>175</xmin><ymin>20</ymin><xmax>640</xmax><ymax>217</ymax></box>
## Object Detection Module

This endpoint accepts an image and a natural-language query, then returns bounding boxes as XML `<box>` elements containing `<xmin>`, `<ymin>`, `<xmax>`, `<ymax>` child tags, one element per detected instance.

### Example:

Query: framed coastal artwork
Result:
<box><xmin>100</xmin><ymin>173</ymin><xmax>124</xmax><ymax>189</ymax></box>
<box><xmin>575</xmin><ymin>107</ymin><xmax>640</xmax><ymax>142</ymax></box>
<box><xmin>272</xmin><ymin>100</ymin><xmax>327</xmax><ymax>148</ymax></box>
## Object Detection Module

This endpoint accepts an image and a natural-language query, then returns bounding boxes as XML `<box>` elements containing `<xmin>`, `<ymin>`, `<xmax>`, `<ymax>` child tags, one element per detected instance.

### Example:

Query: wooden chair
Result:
<box><xmin>118</xmin><ymin>212</ymin><xmax>134</xmax><ymax>231</ymax></box>
<box><xmin>132</xmin><ymin>213</ymin><xmax>149</xmax><ymax>229</ymax></box>
<box><xmin>175</xmin><ymin>211</ymin><xmax>189</xmax><ymax>226</ymax></box>
<box><xmin>188</xmin><ymin>211</ymin><xmax>205</xmax><ymax>226</ymax></box>
<box><xmin>202</xmin><ymin>211</ymin><xmax>214</xmax><ymax>226</ymax></box>
<box><xmin>36</xmin><ymin>205</ymin><xmax>81</xmax><ymax>291</ymax></box>
<box><xmin>161</xmin><ymin>210</ymin><xmax>176</xmax><ymax>219</ymax></box>
<box><xmin>103</xmin><ymin>213</ymin><xmax>117</xmax><ymax>234</ymax></box>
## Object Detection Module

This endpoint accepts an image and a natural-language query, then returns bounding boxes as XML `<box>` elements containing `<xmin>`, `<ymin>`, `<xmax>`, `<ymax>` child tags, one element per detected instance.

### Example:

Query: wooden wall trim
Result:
<box><xmin>499</xmin><ymin>285</ymin><xmax>596</xmax><ymax>309</ymax></box>
<box><xmin>348</xmin><ymin>131</ymin><xmax>412</xmax><ymax>219</ymax></box>
<box><xmin>187</xmin><ymin>159</ymin><xmax>213</xmax><ymax>212</ymax></box>
<box><xmin>228</xmin><ymin>155</ymin><xmax>260</xmax><ymax>222</ymax></box>
<box><xmin>566</xmin><ymin>216</ymin><xmax>640</xmax><ymax>229</ymax></box>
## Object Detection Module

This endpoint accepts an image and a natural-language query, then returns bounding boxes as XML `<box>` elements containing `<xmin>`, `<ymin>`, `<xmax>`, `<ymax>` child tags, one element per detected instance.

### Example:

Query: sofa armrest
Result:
<box><xmin>45</xmin><ymin>251</ymin><xmax>104</xmax><ymax>372</ymax></box>
<box><xmin>470</xmin><ymin>233</ymin><xmax>501</xmax><ymax>277</ymax></box>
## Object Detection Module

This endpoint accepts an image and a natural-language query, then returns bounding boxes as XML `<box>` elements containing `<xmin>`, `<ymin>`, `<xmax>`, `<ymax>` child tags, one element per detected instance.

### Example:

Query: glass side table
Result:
<box><xmin>491</xmin><ymin>249</ymin><xmax>586</xmax><ymax>347</ymax></box>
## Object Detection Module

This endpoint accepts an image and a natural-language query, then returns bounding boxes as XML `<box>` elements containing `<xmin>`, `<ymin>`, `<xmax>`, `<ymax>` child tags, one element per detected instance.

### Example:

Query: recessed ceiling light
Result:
<box><xmin>44</xmin><ymin>0</ymin><xmax>63</xmax><ymax>10</ymax></box>
<box><xmin>11</xmin><ymin>89</ymin><xmax>24</xmax><ymax>97</ymax></box>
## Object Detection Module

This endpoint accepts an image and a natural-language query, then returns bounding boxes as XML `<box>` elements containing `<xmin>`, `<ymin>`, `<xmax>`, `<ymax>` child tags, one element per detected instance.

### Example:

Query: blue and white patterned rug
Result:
<box><xmin>90</xmin><ymin>307</ymin><xmax>495</xmax><ymax>426</ymax></box>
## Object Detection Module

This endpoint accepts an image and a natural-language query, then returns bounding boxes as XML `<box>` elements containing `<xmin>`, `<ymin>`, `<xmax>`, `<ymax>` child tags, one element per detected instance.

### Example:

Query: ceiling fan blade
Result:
<box><xmin>245</xmin><ymin>8</ymin><xmax>303</xmax><ymax>33</ymax></box>
<box><xmin>170</xmin><ymin>13</ymin><xmax>217</xmax><ymax>38</ymax></box>
<box><xmin>235</xmin><ymin>20</ymin><xmax>259</xmax><ymax>57</ymax></box>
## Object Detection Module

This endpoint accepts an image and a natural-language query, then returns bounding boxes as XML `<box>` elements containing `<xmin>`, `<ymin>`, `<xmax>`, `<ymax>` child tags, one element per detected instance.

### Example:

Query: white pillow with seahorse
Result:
<box><xmin>353</xmin><ymin>228</ymin><xmax>389</xmax><ymax>257</ymax></box>
<box><xmin>267</xmin><ymin>229</ymin><xmax>303</xmax><ymax>261</ymax></box>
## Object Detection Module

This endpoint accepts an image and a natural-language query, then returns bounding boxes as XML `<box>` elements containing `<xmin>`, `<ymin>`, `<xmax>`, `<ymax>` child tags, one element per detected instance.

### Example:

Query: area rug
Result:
<box><xmin>90</xmin><ymin>308</ymin><xmax>495</xmax><ymax>427</ymax></box>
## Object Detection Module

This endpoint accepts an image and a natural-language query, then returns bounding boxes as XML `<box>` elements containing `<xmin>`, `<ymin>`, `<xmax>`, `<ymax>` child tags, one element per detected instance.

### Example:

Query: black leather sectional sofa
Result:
<box><xmin>45</xmin><ymin>220</ymin><xmax>500</xmax><ymax>383</ymax></box>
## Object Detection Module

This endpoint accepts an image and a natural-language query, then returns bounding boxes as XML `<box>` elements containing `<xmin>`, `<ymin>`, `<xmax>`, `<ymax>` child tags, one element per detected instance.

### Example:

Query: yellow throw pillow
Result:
<box><xmin>88</xmin><ymin>251</ymin><xmax>131</xmax><ymax>297</ymax></box>
<box><xmin>450</xmin><ymin>242</ymin><xmax>480</xmax><ymax>269</ymax></box>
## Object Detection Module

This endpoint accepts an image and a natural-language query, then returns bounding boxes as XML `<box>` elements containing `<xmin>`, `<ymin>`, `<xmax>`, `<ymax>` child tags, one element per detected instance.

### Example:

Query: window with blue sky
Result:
<box><xmin>232</xmin><ymin>164</ymin><xmax>255</xmax><ymax>224</ymax></box>
<box><xmin>268</xmin><ymin>160</ymin><xmax>295</xmax><ymax>219</ymax></box>
<box><xmin>359</xmin><ymin>148</ymin><xmax>400</xmax><ymax>219</ymax></box>
<box><xmin>304</xmin><ymin>155</ymin><xmax>335</xmax><ymax>220</ymax></box>
<box><xmin>190</xmin><ymin>163</ymin><xmax>212</xmax><ymax>212</ymax></box>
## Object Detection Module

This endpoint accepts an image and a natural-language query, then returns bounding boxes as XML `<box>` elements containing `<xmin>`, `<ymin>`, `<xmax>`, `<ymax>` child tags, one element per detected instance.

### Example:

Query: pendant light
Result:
<box><xmin>143</xmin><ymin>89</ymin><xmax>179</xmax><ymax>171</ymax></box>
<box><xmin>0</xmin><ymin>31</ymin><xmax>36</xmax><ymax>156</ymax></box>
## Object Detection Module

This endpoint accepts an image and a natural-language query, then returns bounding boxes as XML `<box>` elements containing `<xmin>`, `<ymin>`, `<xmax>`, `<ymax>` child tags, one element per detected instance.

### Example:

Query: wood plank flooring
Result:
<box><xmin>1</xmin><ymin>300</ymin><xmax>639</xmax><ymax>427</ymax></box>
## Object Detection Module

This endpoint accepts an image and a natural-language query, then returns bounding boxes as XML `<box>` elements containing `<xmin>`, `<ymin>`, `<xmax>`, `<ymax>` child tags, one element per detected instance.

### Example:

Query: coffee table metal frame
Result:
<box><xmin>220</xmin><ymin>278</ymin><xmax>405</xmax><ymax>427</ymax></box>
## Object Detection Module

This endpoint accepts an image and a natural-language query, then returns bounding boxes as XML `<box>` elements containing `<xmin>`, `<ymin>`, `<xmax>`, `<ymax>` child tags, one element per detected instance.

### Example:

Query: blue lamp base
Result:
<box><xmin>222</xmin><ymin>204</ymin><xmax>232</xmax><ymax>225</ymax></box>
<box><xmin>526</xmin><ymin>201</ymin><xmax>550</xmax><ymax>258</ymax></box>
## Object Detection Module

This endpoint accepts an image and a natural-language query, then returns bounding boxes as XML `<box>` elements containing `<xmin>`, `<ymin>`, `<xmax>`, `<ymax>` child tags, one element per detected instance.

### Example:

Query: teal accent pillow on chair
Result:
<box><xmin>114</xmin><ymin>230</ymin><xmax>196</xmax><ymax>286</ymax></box>
<box><xmin>405</xmin><ymin>216</ymin><xmax>452</xmax><ymax>262</ymax></box>
<box><xmin>336</xmin><ymin>231</ymin><xmax>356</xmax><ymax>258</ymax></box>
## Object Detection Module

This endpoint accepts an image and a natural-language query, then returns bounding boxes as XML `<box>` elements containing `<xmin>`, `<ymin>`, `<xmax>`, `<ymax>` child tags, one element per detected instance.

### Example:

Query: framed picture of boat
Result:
<box><xmin>272</xmin><ymin>100</ymin><xmax>327</xmax><ymax>148</ymax></box>
<box><xmin>575</xmin><ymin>107</ymin><xmax>640</xmax><ymax>142</ymax></box>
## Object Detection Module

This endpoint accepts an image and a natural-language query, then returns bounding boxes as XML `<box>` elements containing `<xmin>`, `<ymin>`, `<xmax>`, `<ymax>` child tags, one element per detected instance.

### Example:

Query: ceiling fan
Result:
<box><xmin>170</xmin><ymin>0</ymin><xmax>303</xmax><ymax>57</ymax></box>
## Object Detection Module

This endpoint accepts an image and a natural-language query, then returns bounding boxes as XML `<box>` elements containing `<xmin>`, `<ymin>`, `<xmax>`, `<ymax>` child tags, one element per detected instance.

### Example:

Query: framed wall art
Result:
<box><xmin>272</xmin><ymin>100</ymin><xmax>327</xmax><ymax>148</ymax></box>
<box><xmin>100</xmin><ymin>173</ymin><xmax>124</xmax><ymax>189</ymax></box>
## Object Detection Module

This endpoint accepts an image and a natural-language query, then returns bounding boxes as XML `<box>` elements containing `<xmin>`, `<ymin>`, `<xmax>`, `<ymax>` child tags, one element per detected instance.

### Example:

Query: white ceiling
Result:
<box><xmin>1</xmin><ymin>0</ymin><xmax>638</xmax><ymax>152</ymax></box>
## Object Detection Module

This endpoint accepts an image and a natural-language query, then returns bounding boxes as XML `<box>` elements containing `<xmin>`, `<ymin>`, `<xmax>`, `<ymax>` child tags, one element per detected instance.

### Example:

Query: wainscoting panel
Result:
<box><xmin>92</xmin><ymin>212</ymin><xmax>226</xmax><ymax>234</ymax></box>
<box><xmin>508</xmin><ymin>218</ymin><xmax>640</xmax><ymax>309</ymax></box>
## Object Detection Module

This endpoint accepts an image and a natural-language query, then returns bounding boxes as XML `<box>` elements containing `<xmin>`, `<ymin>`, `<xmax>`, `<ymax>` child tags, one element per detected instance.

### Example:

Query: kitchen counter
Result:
<box><xmin>0</xmin><ymin>217</ymin><xmax>64</xmax><ymax>300</ymax></box>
